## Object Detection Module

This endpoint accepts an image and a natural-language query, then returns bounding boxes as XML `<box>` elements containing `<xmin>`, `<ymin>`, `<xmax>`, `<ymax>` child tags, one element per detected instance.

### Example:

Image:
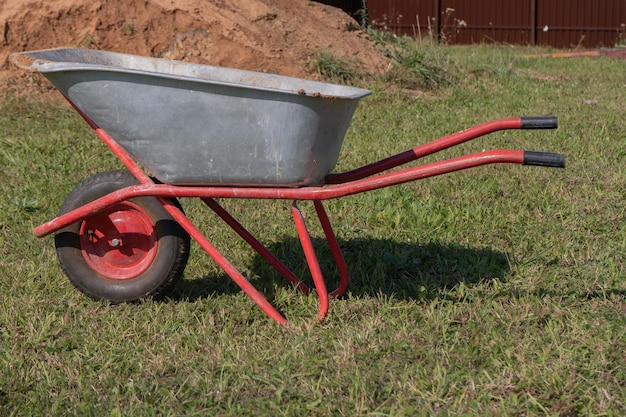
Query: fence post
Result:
<box><xmin>434</xmin><ymin>0</ymin><xmax>441</xmax><ymax>42</ymax></box>
<box><xmin>530</xmin><ymin>0</ymin><xmax>538</xmax><ymax>45</ymax></box>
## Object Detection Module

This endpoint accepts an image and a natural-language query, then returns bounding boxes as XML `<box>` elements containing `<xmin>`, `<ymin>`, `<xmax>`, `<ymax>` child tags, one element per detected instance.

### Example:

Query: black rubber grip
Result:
<box><xmin>523</xmin><ymin>151</ymin><xmax>566</xmax><ymax>168</ymax></box>
<box><xmin>520</xmin><ymin>116</ymin><xmax>558</xmax><ymax>129</ymax></box>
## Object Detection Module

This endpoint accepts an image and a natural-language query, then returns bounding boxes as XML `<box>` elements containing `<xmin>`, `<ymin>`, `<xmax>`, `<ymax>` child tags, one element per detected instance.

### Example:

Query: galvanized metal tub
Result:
<box><xmin>12</xmin><ymin>48</ymin><xmax>371</xmax><ymax>186</ymax></box>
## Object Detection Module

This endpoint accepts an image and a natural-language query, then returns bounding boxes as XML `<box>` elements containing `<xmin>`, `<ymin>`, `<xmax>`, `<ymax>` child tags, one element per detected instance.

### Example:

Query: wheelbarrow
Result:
<box><xmin>11</xmin><ymin>48</ymin><xmax>565</xmax><ymax>324</ymax></box>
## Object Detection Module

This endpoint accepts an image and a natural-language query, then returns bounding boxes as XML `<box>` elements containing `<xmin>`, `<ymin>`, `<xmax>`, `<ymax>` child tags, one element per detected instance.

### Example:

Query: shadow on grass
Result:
<box><xmin>171</xmin><ymin>236</ymin><xmax>510</xmax><ymax>303</ymax></box>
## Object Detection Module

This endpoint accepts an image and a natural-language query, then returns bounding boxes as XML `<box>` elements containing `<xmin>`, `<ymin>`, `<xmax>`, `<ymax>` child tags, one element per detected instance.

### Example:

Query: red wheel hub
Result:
<box><xmin>79</xmin><ymin>201</ymin><xmax>157</xmax><ymax>280</ymax></box>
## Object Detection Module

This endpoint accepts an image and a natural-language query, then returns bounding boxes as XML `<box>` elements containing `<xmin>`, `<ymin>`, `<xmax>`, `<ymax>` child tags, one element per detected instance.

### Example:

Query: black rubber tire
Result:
<box><xmin>54</xmin><ymin>170</ymin><xmax>190</xmax><ymax>302</ymax></box>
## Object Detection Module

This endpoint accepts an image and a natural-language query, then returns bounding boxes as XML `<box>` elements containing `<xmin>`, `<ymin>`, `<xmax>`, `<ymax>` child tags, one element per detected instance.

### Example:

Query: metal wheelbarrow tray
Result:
<box><xmin>12</xmin><ymin>48</ymin><xmax>566</xmax><ymax>325</ymax></box>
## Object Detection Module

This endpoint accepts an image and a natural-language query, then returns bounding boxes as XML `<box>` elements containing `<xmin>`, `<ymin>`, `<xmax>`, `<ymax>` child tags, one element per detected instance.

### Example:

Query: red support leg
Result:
<box><xmin>292</xmin><ymin>202</ymin><xmax>329</xmax><ymax>322</ymax></box>
<box><xmin>202</xmin><ymin>198</ymin><xmax>312</xmax><ymax>295</ymax></box>
<box><xmin>205</xmin><ymin>198</ymin><xmax>349</xmax><ymax>321</ymax></box>
<box><xmin>158</xmin><ymin>198</ymin><xmax>287</xmax><ymax>325</ymax></box>
<box><xmin>312</xmin><ymin>200</ymin><xmax>349</xmax><ymax>298</ymax></box>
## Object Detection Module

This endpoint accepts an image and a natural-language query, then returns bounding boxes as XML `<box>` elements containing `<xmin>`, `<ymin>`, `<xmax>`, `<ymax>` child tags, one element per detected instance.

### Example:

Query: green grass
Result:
<box><xmin>310</xmin><ymin>51</ymin><xmax>359</xmax><ymax>84</ymax></box>
<box><xmin>1</xmin><ymin>44</ymin><xmax>625</xmax><ymax>416</ymax></box>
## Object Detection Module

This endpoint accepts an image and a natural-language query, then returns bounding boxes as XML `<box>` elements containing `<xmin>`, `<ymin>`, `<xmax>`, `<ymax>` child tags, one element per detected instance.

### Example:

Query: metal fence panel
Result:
<box><xmin>364</xmin><ymin>0</ymin><xmax>626</xmax><ymax>47</ymax></box>
<box><xmin>440</xmin><ymin>0</ymin><xmax>531</xmax><ymax>45</ymax></box>
<box><xmin>366</xmin><ymin>0</ymin><xmax>435</xmax><ymax>35</ymax></box>
<box><xmin>536</xmin><ymin>0</ymin><xmax>626</xmax><ymax>47</ymax></box>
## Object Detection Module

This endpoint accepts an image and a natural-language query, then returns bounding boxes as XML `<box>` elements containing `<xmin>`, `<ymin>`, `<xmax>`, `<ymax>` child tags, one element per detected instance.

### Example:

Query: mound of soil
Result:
<box><xmin>0</xmin><ymin>0</ymin><xmax>389</xmax><ymax>96</ymax></box>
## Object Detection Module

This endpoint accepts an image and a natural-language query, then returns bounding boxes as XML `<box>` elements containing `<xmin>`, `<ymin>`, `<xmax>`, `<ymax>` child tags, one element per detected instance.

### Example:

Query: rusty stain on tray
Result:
<box><xmin>295</xmin><ymin>88</ymin><xmax>338</xmax><ymax>99</ymax></box>
<box><xmin>311</xmin><ymin>92</ymin><xmax>338</xmax><ymax>99</ymax></box>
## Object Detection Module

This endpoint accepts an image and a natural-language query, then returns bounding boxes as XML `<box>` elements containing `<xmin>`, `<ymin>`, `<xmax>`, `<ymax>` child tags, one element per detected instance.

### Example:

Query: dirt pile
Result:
<box><xmin>0</xmin><ymin>0</ymin><xmax>389</xmax><ymax>96</ymax></box>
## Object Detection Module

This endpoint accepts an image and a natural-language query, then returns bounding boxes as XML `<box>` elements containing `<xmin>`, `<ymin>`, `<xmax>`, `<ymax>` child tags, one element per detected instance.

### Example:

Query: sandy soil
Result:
<box><xmin>0</xmin><ymin>0</ymin><xmax>389</xmax><ymax>96</ymax></box>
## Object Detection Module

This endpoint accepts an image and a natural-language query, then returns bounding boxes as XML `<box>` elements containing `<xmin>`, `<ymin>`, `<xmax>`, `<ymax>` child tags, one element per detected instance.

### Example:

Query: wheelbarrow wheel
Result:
<box><xmin>54</xmin><ymin>170</ymin><xmax>190</xmax><ymax>302</ymax></box>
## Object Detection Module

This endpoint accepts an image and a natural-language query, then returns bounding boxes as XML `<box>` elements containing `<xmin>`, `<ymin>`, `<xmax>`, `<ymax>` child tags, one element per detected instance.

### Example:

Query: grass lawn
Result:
<box><xmin>0</xmin><ymin>44</ymin><xmax>625</xmax><ymax>416</ymax></box>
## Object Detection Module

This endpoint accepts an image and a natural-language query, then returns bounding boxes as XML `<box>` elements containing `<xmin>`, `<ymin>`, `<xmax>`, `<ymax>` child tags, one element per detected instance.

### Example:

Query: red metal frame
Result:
<box><xmin>37</xmin><ymin>101</ymin><xmax>554</xmax><ymax>324</ymax></box>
